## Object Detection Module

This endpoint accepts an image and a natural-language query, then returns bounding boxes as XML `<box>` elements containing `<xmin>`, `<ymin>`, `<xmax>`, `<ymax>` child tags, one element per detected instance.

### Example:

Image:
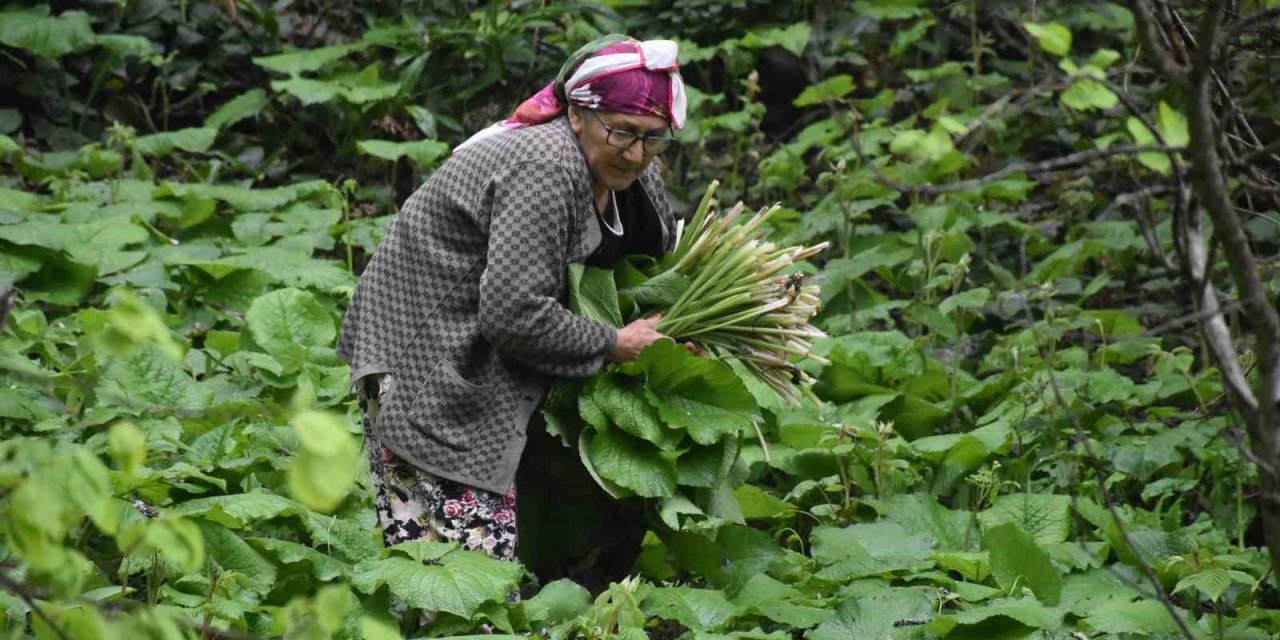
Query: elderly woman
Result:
<box><xmin>337</xmin><ymin>35</ymin><xmax>687</xmax><ymax>561</ymax></box>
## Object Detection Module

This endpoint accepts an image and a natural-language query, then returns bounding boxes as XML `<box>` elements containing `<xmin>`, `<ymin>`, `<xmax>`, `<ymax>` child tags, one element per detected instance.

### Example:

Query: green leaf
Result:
<box><xmin>523</xmin><ymin>579</ymin><xmax>591</xmax><ymax>626</ymax></box>
<box><xmin>793</xmin><ymin>75</ymin><xmax>855</xmax><ymax>107</ymax></box>
<box><xmin>204</xmin><ymin>89</ymin><xmax>270</xmax><ymax>129</ymax></box>
<box><xmin>269</xmin><ymin>77</ymin><xmax>341</xmax><ymax>104</ymax></box>
<box><xmin>253</xmin><ymin>44</ymin><xmax>362</xmax><ymax>75</ymax></box>
<box><xmin>246</xmin><ymin>288</ymin><xmax>336</xmax><ymax>372</ymax></box>
<box><xmin>642</xmin><ymin>587</ymin><xmax>737</xmax><ymax>631</ymax></box>
<box><xmin>356</xmin><ymin>139</ymin><xmax>451</xmax><ymax>167</ymax></box>
<box><xmin>622</xmin><ymin>340</ymin><xmax>757</xmax><ymax>445</ymax></box>
<box><xmin>732</xmin><ymin>484</ymin><xmax>795</xmax><ymax>519</ymax></box>
<box><xmin>675</xmin><ymin>437</ymin><xmax>738</xmax><ymax>488</ymax></box>
<box><xmin>173</xmin><ymin>493</ymin><xmax>308</xmax><ymax>529</ymax></box>
<box><xmin>197</xmin><ymin>521</ymin><xmax>278</xmax><ymax>600</ymax></box>
<box><xmin>978</xmin><ymin>493</ymin><xmax>1071</xmax><ymax>544</ymax></box>
<box><xmin>133</xmin><ymin>128</ymin><xmax>218</xmax><ymax>155</ymax></box>
<box><xmin>809</xmin><ymin>589</ymin><xmax>936</xmax><ymax>640</ymax></box>
<box><xmin>567</xmin><ymin>263</ymin><xmax>624</xmax><ymax>328</ymax></box>
<box><xmin>351</xmin><ymin>547</ymin><xmax>522</xmax><ymax>619</ymax></box>
<box><xmin>587</xmin><ymin>372</ymin><xmax>682</xmax><ymax>450</ymax></box>
<box><xmin>289</xmin><ymin>410</ymin><xmax>360</xmax><ymax>513</ymax></box>
<box><xmin>810</xmin><ymin>522</ymin><xmax>935</xmax><ymax>580</ymax></box>
<box><xmin>889</xmin><ymin>127</ymin><xmax>954</xmax><ymax>163</ymax></box>
<box><xmin>1024</xmin><ymin>22</ymin><xmax>1071</xmax><ymax>56</ymax></box>
<box><xmin>1061</xmin><ymin>78</ymin><xmax>1117</xmax><ymax>111</ymax></box>
<box><xmin>108</xmin><ymin>421</ymin><xmax>147</xmax><ymax>479</ymax></box>
<box><xmin>249</xmin><ymin>537</ymin><xmax>351</xmax><ymax>581</ymax></box>
<box><xmin>617</xmin><ymin>269</ymin><xmax>691</xmax><ymax>308</ymax></box>
<box><xmin>304</xmin><ymin>513</ymin><xmax>381</xmax><ymax>563</ymax></box>
<box><xmin>1172</xmin><ymin>569</ymin><xmax>1254</xmax><ymax>602</ymax></box>
<box><xmin>0</xmin><ymin>9</ymin><xmax>95</xmax><ymax>58</ymax></box>
<box><xmin>938</xmin><ymin>287</ymin><xmax>990</xmax><ymax>316</ymax></box>
<box><xmin>983</xmin><ymin>522</ymin><xmax>1061</xmax><ymax>605</ymax></box>
<box><xmin>928</xmin><ymin>597</ymin><xmax>1061</xmax><ymax>635</ymax></box>
<box><xmin>585</xmin><ymin>427</ymin><xmax>677</xmax><ymax>498</ymax></box>
<box><xmin>1126</xmin><ymin>117</ymin><xmax>1173</xmax><ymax>174</ymax></box>
<box><xmin>158</xmin><ymin>179</ymin><xmax>332</xmax><ymax>211</ymax></box>
<box><xmin>1085</xmin><ymin>599</ymin><xmax>1185</xmax><ymax>636</ymax></box>
<box><xmin>739</xmin><ymin>22</ymin><xmax>811</xmax><ymax>56</ymax></box>
<box><xmin>1156</xmin><ymin>100</ymin><xmax>1190</xmax><ymax>147</ymax></box>
<box><xmin>95</xmin><ymin>343</ymin><xmax>209</xmax><ymax>414</ymax></box>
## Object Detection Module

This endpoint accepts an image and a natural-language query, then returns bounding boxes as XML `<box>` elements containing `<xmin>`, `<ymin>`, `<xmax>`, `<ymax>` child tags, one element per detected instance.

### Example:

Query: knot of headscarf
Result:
<box><xmin>455</xmin><ymin>35</ymin><xmax>687</xmax><ymax>153</ymax></box>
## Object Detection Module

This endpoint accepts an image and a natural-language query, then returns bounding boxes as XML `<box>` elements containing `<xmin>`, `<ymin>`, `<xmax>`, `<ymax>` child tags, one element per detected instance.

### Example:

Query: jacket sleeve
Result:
<box><xmin>477</xmin><ymin>161</ymin><xmax>617</xmax><ymax>378</ymax></box>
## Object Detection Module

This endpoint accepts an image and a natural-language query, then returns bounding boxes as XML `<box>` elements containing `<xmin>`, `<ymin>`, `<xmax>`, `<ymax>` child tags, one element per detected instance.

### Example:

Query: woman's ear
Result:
<box><xmin>567</xmin><ymin>105</ymin><xmax>584</xmax><ymax>135</ymax></box>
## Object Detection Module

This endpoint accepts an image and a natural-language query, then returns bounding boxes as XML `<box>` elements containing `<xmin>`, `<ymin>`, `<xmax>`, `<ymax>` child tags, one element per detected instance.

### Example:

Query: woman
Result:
<box><xmin>337</xmin><ymin>35</ymin><xmax>687</xmax><ymax>561</ymax></box>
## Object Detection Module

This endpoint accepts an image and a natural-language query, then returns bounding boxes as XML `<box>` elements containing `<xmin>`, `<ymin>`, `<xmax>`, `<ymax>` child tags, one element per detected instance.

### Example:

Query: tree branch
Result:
<box><xmin>1128</xmin><ymin>0</ymin><xmax>1191</xmax><ymax>85</ymax></box>
<box><xmin>1187</xmin><ymin>0</ymin><xmax>1280</xmax><ymax>448</ymax></box>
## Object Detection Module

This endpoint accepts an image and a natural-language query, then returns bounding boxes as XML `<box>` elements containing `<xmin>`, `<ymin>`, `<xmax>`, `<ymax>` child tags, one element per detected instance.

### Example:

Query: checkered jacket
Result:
<box><xmin>337</xmin><ymin>117</ymin><xmax>676</xmax><ymax>493</ymax></box>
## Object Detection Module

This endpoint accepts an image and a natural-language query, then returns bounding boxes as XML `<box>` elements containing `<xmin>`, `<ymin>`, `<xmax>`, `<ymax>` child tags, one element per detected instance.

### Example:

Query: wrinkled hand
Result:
<box><xmin>608</xmin><ymin>315</ymin><xmax>665</xmax><ymax>362</ymax></box>
<box><xmin>682</xmin><ymin>341</ymin><xmax>706</xmax><ymax>357</ymax></box>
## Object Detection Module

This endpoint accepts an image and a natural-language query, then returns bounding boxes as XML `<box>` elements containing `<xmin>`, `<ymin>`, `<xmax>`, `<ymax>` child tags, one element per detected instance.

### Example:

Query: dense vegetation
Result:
<box><xmin>1</xmin><ymin>0</ymin><xmax>1278</xmax><ymax>638</ymax></box>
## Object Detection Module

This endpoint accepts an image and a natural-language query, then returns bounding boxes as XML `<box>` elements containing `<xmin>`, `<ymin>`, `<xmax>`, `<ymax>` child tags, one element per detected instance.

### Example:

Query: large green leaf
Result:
<box><xmin>983</xmin><ymin>523</ymin><xmax>1061</xmax><ymax>605</ymax></box>
<box><xmin>522</xmin><ymin>579</ymin><xmax>591</xmax><ymax>626</ymax></box>
<box><xmin>95</xmin><ymin>343</ymin><xmax>210</xmax><ymax>414</ymax></box>
<box><xmin>584</xmin><ymin>427</ymin><xmax>677</xmax><ymax>498</ymax></box>
<box><xmin>248</xmin><ymin>537</ymin><xmax>350</xmax><ymax>581</ymax></box>
<box><xmin>351</xmin><ymin>545</ymin><xmax>522</xmax><ymax>620</ymax></box>
<box><xmin>622</xmin><ymin>340</ymin><xmax>757</xmax><ymax>445</ymax></box>
<box><xmin>927</xmin><ymin>597</ymin><xmax>1061</xmax><ymax>635</ymax></box>
<box><xmin>253</xmin><ymin>44</ymin><xmax>363</xmax><ymax>75</ymax></box>
<box><xmin>357</xmin><ymin>139</ymin><xmax>450</xmax><ymax>167</ymax></box>
<box><xmin>133</xmin><ymin>128</ymin><xmax>218</xmax><ymax>155</ymax></box>
<box><xmin>1084</xmin><ymin>599</ymin><xmax>1185</xmax><ymax>636</ymax></box>
<box><xmin>809</xmin><ymin>589</ymin><xmax>936</xmax><ymax>640</ymax></box>
<box><xmin>978</xmin><ymin>493</ymin><xmax>1071</xmax><ymax>544</ymax></box>
<box><xmin>173</xmin><ymin>493</ymin><xmax>308</xmax><ymax>529</ymax></box>
<box><xmin>204</xmin><ymin>89</ymin><xmax>270</xmax><ymax>130</ymax></box>
<box><xmin>0</xmin><ymin>9</ymin><xmax>95</xmax><ymax>58</ymax></box>
<box><xmin>567</xmin><ymin>263</ymin><xmax>623</xmax><ymax>328</ymax></box>
<box><xmin>246</xmin><ymin>288</ymin><xmax>336</xmax><ymax>372</ymax></box>
<box><xmin>642</xmin><ymin>587</ymin><xmax>737</xmax><ymax>631</ymax></box>
<box><xmin>586</xmin><ymin>371</ymin><xmax>682</xmax><ymax>450</ymax></box>
<box><xmin>197</xmin><ymin>522</ymin><xmax>278</xmax><ymax>600</ymax></box>
<box><xmin>810</xmin><ymin>522</ymin><xmax>936</xmax><ymax>580</ymax></box>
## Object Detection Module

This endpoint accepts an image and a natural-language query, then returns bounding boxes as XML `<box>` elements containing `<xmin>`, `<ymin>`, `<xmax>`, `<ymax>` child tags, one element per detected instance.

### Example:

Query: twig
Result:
<box><xmin>1129</xmin><ymin>0</ymin><xmax>1191</xmax><ymax>85</ymax></box>
<box><xmin>0</xmin><ymin>571</ymin><xmax>72</xmax><ymax>640</ymax></box>
<box><xmin>1143</xmin><ymin>300</ymin><xmax>1243</xmax><ymax>338</ymax></box>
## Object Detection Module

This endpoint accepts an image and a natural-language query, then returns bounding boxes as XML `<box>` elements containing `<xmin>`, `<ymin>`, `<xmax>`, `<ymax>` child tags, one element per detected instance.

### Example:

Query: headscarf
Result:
<box><xmin>454</xmin><ymin>35</ymin><xmax>687</xmax><ymax>153</ymax></box>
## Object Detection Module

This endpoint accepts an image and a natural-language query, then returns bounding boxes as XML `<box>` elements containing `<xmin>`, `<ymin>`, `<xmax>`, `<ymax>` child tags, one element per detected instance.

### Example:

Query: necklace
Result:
<box><xmin>599</xmin><ymin>190</ymin><xmax>624</xmax><ymax>236</ymax></box>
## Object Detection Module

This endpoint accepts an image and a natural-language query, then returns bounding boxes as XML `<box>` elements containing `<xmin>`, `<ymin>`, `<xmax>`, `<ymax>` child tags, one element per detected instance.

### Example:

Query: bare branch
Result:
<box><xmin>1222</xmin><ymin>7</ymin><xmax>1280</xmax><ymax>51</ymax></box>
<box><xmin>1188</xmin><ymin>0</ymin><xmax>1280</xmax><ymax>438</ymax></box>
<box><xmin>1128</xmin><ymin>0</ymin><xmax>1191</xmax><ymax>85</ymax></box>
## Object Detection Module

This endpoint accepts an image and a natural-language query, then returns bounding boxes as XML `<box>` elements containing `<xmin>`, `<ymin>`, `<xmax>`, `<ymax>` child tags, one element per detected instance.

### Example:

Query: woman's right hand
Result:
<box><xmin>608</xmin><ymin>315</ymin><xmax>665</xmax><ymax>362</ymax></box>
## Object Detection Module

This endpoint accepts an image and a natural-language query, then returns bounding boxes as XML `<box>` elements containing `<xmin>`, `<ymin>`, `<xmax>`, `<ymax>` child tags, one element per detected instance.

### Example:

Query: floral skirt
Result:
<box><xmin>359</xmin><ymin>382</ymin><xmax>518</xmax><ymax>561</ymax></box>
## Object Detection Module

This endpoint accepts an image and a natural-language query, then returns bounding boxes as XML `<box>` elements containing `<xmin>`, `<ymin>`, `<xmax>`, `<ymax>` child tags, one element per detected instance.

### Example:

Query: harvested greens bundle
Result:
<box><xmin>543</xmin><ymin>182</ymin><xmax>829</xmax><ymax>509</ymax></box>
<box><xmin>656</xmin><ymin>181</ymin><xmax>829</xmax><ymax>404</ymax></box>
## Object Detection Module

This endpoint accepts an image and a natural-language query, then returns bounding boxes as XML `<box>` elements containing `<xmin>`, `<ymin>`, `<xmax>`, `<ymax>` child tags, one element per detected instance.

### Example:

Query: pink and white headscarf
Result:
<box><xmin>455</xmin><ymin>35</ymin><xmax>687</xmax><ymax>153</ymax></box>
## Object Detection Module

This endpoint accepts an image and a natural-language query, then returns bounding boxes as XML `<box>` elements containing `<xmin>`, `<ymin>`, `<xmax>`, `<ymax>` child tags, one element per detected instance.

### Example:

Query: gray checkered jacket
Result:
<box><xmin>337</xmin><ymin>117</ymin><xmax>676</xmax><ymax>493</ymax></box>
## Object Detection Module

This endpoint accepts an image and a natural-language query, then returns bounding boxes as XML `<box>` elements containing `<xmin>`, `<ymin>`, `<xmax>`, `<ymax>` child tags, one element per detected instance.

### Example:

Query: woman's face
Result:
<box><xmin>568</xmin><ymin>106</ymin><xmax>671</xmax><ymax>193</ymax></box>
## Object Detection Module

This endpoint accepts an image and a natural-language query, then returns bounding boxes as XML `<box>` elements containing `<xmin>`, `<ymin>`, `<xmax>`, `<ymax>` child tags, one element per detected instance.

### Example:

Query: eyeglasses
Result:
<box><xmin>583</xmin><ymin>109</ymin><xmax>675</xmax><ymax>154</ymax></box>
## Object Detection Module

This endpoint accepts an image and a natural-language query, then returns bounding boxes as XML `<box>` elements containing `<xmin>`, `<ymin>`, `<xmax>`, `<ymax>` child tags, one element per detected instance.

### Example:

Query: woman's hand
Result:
<box><xmin>608</xmin><ymin>315</ymin><xmax>665</xmax><ymax>362</ymax></box>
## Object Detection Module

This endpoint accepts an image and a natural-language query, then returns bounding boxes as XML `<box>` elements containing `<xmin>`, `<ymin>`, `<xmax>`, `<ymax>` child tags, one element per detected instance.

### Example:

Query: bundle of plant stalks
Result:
<box><xmin>546</xmin><ymin>181</ymin><xmax>830</xmax><ymax>504</ymax></box>
<box><xmin>651</xmin><ymin>180</ymin><xmax>830</xmax><ymax>404</ymax></box>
